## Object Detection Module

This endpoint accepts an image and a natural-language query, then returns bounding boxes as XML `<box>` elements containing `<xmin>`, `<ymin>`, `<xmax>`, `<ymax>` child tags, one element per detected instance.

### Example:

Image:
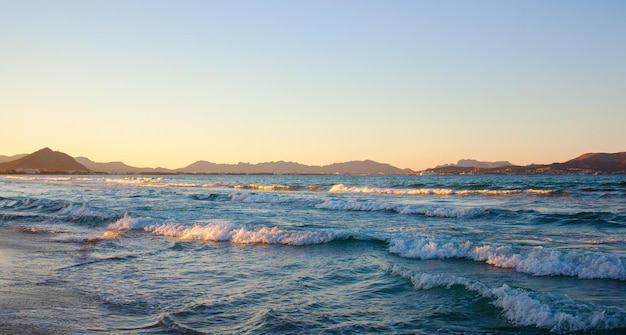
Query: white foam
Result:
<box><xmin>106</xmin><ymin>215</ymin><xmax>357</xmax><ymax>245</ymax></box>
<box><xmin>389</xmin><ymin>237</ymin><xmax>626</xmax><ymax>280</ymax></box>
<box><xmin>146</xmin><ymin>223</ymin><xmax>351</xmax><ymax>245</ymax></box>
<box><xmin>106</xmin><ymin>213</ymin><xmax>161</xmax><ymax>231</ymax></box>
<box><xmin>234</xmin><ymin>184</ymin><xmax>295</xmax><ymax>191</ymax></box>
<box><xmin>329</xmin><ymin>184</ymin><xmax>556</xmax><ymax>196</ymax></box>
<box><xmin>386</xmin><ymin>265</ymin><xmax>626</xmax><ymax>333</ymax></box>
<box><xmin>229</xmin><ymin>193</ymin><xmax>285</xmax><ymax>203</ymax></box>
<box><xmin>315</xmin><ymin>199</ymin><xmax>484</xmax><ymax>218</ymax></box>
<box><xmin>103</xmin><ymin>177</ymin><xmax>165</xmax><ymax>186</ymax></box>
<box><xmin>3</xmin><ymin>175</ymin><xmax>72</xmax><ymax>182</ymax></box>
<box><xmin>57</xmin><ymin>203</ymin><xmax>106</xmax><ymax>220</ymax></box>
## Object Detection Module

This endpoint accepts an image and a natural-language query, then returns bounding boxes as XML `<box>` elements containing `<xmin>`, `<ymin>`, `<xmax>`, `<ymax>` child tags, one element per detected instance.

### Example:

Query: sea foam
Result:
<box><xmin>107</xmin><ymin>214</ymin><xmax>358</xmax><ymax>245</ymax></box>
<box><xmin>389</xmin><ymin>237</ymin><xmax>626</xmax><ymax>280</ymax></box>
<box><xmin>329</xmin><ymin>184</ymin><xmax>556</xmax><ymax>196</ymax></box>
<box><xmin>386</xmin><ymin>265</ymin><xmax>626</xmax><ymax>333</ymax></box>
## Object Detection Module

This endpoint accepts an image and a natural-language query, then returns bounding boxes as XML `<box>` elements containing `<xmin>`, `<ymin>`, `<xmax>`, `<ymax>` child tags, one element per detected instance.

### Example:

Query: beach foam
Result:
<box><xmin>386</xmin><ymin>265</ymin><xmax>626</xmax><ymax>333</ymax></box>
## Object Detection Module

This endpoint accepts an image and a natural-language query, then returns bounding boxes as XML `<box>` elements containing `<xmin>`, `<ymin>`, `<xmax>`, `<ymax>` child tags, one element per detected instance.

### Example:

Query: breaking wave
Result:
<box><xmin>389</xmin><ymin>236</ymin><xmax>626</xmax><ymax>280</ymax></box>
<box><xmin>315</xmin><ymin>199</ymin><xmax>487</xmax><ymax>218</ymax></box>
<box><xmin>106</xmin><ymin>214</ymin><xmax>364</xmax><ymax>246</ymax></box>
<box><xmin>56</xmin><ymin>203</ymin><xmax>116</xmax><ymax>223</ymax></box>
<box><xmin>386</xmin><ymin>265</ymin><xmax>626</xmax><ymax>333</ymax></box>
<box><xmin>329</xmin><ymin>184</ymin><xmax>557</xmax><ymax>196</ymax></box>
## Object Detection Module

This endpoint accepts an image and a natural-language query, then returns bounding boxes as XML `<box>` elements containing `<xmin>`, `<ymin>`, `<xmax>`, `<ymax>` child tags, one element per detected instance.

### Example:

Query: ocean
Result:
<box><xmin>1</xmin><ymin>174</ymin><xmax>625</xmax><ymax>334</ymax></box>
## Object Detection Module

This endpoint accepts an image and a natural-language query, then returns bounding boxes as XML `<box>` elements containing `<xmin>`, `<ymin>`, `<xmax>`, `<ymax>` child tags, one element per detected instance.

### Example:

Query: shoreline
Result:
<box><xmin>0</xmin><ymin>228</ymin><xmax>96</xmax><ymax>334</ymax></box>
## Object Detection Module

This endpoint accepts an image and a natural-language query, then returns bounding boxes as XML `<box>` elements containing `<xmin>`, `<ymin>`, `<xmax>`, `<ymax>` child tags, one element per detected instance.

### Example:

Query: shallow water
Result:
<box><xmin>1</xmin><ymin>174</ymin><xmax>625</xmax><ymax>334</ymax></box>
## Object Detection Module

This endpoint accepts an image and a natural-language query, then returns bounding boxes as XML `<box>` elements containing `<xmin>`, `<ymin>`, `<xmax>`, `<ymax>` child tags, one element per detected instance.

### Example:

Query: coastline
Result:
<box><xmin>0</xmin><ymin>228</ymin><xmax>96</xmax><ymax>334</ymax></box>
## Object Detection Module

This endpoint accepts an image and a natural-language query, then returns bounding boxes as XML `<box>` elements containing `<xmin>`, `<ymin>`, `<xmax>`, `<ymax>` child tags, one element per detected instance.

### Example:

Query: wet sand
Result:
<box><xmin>0</xmin><ymin>228</ymin><xmax>97</xmax><ymax>334</ymax></box>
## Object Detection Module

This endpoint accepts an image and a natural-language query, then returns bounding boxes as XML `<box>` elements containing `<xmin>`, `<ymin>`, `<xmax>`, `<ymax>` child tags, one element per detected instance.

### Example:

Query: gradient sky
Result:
<box><xmin>1</xmin><ymin>0</ymin><xmax>625</xmax><ymax>170</ymax></box>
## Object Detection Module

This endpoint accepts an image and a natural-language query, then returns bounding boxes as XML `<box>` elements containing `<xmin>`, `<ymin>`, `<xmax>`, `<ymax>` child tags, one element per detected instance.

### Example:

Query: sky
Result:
<box><xmin>1</xmin><ymin>0</ymin><xmax>625</xmax><ymax>170</ymax></box>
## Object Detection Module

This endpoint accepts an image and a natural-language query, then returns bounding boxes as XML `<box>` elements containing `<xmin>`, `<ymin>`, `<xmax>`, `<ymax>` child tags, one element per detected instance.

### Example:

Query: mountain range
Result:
<box><xmin>1</xmin><ymin>148</ymin><xmax>625</xmax><ymax>175</ymax></box>
<box><xmin>0</xmin><ymin>148</ymin><xmax>409</xmax><ymax>175</ymax></box>
<box><xmin>436</xmin><ymin>159</ymin><xmax>513</xmax><ymax>169</ymax></box>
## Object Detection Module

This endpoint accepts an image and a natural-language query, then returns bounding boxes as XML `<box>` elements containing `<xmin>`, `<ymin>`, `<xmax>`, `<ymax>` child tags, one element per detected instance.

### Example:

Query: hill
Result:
<box><xmin>554</xmin><ymin>152</ymin><xmax>626</xmax><ymax>173</ymax></box>
<box><xmin>0</xmin><ymin>154</ymin><xmax>27</xmax><ymax>163</ymax></box>
<box><xmin>436</xmin><ymin>159</ymin><xmax>513</xmax><ymax>169</ymax></box>
<box><xmin>177</xmin><ymin>159</ymin><xmax>409</xmax><ymax>175</ymax></box>
<box><xmin>1</xmin><ymin>148</ymin><xmax>411</xmax><ymax>175</ymax></box>
<box><xmin>322</xmin><ymin>160</ymin><xmax>408</xmax><ymax>175</ymax></box>
<box><xmin>0</xmin><ymin>148</ymin><xmax>90</xmax><ymax>173</ymax></box>
<box><xmin>4</xmin><ymin>148</ymin><xmax>623</xmax><ymax>175</ymax></box>
<box><xmin>423</xmin><ymin>152</ymin><xmax>626</xmax><ymax>175</ymax></box>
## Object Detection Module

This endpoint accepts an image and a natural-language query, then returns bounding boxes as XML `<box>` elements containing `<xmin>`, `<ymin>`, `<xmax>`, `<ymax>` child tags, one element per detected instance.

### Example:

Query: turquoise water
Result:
<box><xmin>1</xmin><ymin>175</ymin><xmax>625</xmax><ymax>334</ymax></box>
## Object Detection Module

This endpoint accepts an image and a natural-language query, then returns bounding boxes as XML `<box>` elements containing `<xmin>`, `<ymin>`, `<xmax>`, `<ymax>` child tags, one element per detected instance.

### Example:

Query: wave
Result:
<box><xmin>234</xmin><ymin>184</ymin><xmax>321</xmax><ymax>191</ymax></box>
<box><xmin>106</xmin><ymin>214</ymin><xmax>365</xmax><ymax>246</ymax></box>
<box><xmin>0</xmin><ymin>196</ymin><xmax>120</xmax><ymax>226</ymax></box>
<box><xmin>56</xmin><ymin>203</ymin><xmax>117</xmax><ymax>223</ymax></box>
<box><xmin>389</xmin><ymin>236</ymin><xmax>626</xmax><ymax>280</ymax></box>
<box><xmin>315</xmin><ymin>199</ymin><xmax>487</xmax><ymax>218</ymax></box>
<box><xmin>534</xmin><ymin>211</ymin><xmax>626</xmax><ymax>227</ymax></box>
<box><xmin>191</xmin><ymin>193</ymin><xmax>222</xmax><ymax>201</ymax></box>
<box><xmin>3</xmin><ymin>175</ymin><xmax>74</xmax><ymax>182</ymax></box>
<box><xmin>201</xmin><ymin>193</ymin><xmax>490</xmax><ymax>218</ymax></box>
<box><xmin>386</xmin><ymin>265</ymin><xmax>626</xmax><ymax>333</ymax></box>
<box><xmin>228</xmin><ymin>193</ymin><xmax>310</xmax><ymax>204</ymax></box>
<box><xmin>576</xmin><ymin>237</ymin><xmax>626</xmax><ymax>245</ymax></box>
<box><xmin>329</xmin><ymin>184</ymin><xmax>557</xmax><ymax>196</ymax></box>
<box><xmin>0</xmin><ymin>196</ymin><xmax>68</xmax><ymax>213</ymax></box>
<box><xmin>2</xmin><ymin>176</ymin><xmax>329</xmax><ymax>191</ymax></box>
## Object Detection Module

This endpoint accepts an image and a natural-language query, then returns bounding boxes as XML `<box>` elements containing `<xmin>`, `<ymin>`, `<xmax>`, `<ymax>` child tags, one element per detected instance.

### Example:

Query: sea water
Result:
<box><xmin>0</xmin><ymin>174</ymin><xmax>625</xmax><ymax>334</ymax></box>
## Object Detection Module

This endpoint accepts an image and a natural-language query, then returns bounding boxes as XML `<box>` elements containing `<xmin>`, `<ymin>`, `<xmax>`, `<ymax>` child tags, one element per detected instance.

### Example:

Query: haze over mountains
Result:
<box><xmin>1</xmin><ymin>148</ymin><xmax>625</xmax><ymax>174</ymax></box>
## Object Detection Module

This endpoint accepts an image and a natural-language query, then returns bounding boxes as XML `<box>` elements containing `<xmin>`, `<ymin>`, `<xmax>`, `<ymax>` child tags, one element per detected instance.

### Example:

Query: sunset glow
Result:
<box><xmin>1</xmin><ymin>1</ymin><xmax>624</xmax><ymax>170</ymax></box>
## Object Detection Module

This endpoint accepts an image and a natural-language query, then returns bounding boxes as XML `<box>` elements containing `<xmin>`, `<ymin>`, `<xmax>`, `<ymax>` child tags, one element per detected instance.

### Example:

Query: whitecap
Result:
<box><xmin>386</xmin><ymin>265</ymin><xmax>626</xmax><ymax>333</ymax></box>
<box><xmin>329</xmin><ymin>184</ymin><xmax>557</xmax><ymax>196</ymax></box>
<box><xmin>315</xmin><ymin>199</ymin><xmax>485</xmax><ymax>218</ymax></box>
<box><xmin>389</xmin><ymin>237</ymin><xmax>626</xmax><ymax>280</ymax></box>
<box><xmin>106</xmin><ymin>214</ymin><xmax>361</xmax><ymax>246</ymax></box>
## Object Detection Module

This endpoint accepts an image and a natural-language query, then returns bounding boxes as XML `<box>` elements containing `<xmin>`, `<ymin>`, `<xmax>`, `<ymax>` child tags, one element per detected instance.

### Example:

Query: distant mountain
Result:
<box><xmin>0</xmin><ymin>154</ymin><xmax>27</xmax><ymax>163</ymax></box>
<box><xmin>0</xmin><ymin>148</ymin><xmax>411</xmax><ymax>175</ymax></box>
<box><xmin>437</xmin><ymin>159</ymin><xmax>513</xmax><ymax>169</ymax></box>
<box><xmin>0</xmin><ymin>147</ymin><xmax>90</xmax><ymax>173</ymax></box>
<box><xmin>322</xmin><ymin>160</ymin><xmax>408</xmax><ymax>175</ymax></box>
<box><xmin>555</xmin><ymin>152</ymin><xmax>626</xmax><ymax>173</ymax></box>
<box><xmin>4</xmin><ymin>148</ymin><xmax>623</xmax><ymax>175</ymax></box>
<box><xmin>75</xmin><ymin>157</ymin><xmax>175</xmax><ymax>174</ymax></box>
<box><xmin>456</xmin><ymin>159</ymin><xmax>513</xmax><ymax>169</ymax></box>
<box><xmin>424</xmin><ymin>152</ymin><xmax>625</xmax><ymax>175</ymax></box>
<box><xmin>178</xmin><ymin>159</ymin><xmax>409</xmax><ymax>175</ymax></box>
